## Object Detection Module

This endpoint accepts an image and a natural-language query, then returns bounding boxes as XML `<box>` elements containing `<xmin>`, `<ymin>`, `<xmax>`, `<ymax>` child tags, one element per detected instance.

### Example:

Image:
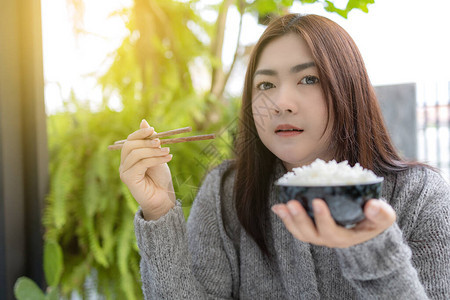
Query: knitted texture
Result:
<box><xmin>134</xmin><ymin>160</ymin><xmax>450</xmax><ymax>299</ymax></box>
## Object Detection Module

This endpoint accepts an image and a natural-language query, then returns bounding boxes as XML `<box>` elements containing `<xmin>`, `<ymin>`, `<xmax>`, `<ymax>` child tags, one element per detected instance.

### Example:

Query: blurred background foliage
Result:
<box><xmin>41</xmin><ymin>0</ymin><xmax>373</xmax><ymax>298</ymax></box>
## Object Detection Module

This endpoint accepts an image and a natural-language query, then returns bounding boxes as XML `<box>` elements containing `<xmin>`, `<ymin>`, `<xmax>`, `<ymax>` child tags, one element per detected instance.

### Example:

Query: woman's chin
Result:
<box><xmin>276</xmin><ymin>152</ymin><xmax>325</xmax><ymax>169</ymax></box>
<box><xmin>276</xmin><ymin>155</ymin><xmax>308</xmax><ymax>169</ymax></box>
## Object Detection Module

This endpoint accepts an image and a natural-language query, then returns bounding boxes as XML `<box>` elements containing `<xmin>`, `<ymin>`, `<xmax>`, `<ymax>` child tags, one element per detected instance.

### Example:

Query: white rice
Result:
<box><xmin>276</xmin><ymin>159</ymin><xmax>383</xmax><ymax>186</ymax></box>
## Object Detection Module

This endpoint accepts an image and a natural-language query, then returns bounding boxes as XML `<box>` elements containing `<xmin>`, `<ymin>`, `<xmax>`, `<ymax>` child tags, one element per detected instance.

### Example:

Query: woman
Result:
<box><xmin>119</xmin><ymin>14</ymin><xmax>450</xmax><ymax>299</ymax></box>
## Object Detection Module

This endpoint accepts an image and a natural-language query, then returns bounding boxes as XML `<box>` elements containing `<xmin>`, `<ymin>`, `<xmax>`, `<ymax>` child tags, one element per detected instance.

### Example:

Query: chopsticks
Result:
<box><xmin>107</xmin><ymin>126</ymin><xmax>216</xmax><ymax>150</ymax></box>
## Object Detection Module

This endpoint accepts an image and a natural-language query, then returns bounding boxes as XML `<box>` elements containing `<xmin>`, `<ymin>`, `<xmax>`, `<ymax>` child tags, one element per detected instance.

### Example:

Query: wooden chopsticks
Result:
<box><xmin>107</xmin><ymin>126</ymin><xmax>215</xmax><ymax>150</ymax></box>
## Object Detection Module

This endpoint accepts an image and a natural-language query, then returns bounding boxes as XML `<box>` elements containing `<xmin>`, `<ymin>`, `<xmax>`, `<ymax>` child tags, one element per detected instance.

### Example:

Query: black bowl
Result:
<box><xmin>275</xmin><ymin>180</ymin><xmax>383</xmax><ymax>227</ymax></box>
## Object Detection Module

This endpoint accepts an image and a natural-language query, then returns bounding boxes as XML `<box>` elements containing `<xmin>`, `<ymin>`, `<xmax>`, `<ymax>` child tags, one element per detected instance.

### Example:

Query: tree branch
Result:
<box><xmin>210</xmin><ymin>0</ymin><xmax>234</xmax><ymax>99</ymax></box>
<box><xmin>221</xmin><ymin>2</ymin><xmax>244</xmax><ymax>98</ymax></box>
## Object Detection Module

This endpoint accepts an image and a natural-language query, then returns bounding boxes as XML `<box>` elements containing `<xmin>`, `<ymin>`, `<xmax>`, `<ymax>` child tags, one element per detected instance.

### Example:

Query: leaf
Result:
<box><xmin>51</xmin><ymin>161</ymin><xmax>72</xmax><ymax>229</ymax></box>
<box><xmin>44</xmin><ymin>241</ymin><xmax>64</xmax><ymax>287</ymax></box>
<box><xmin>281</xmin><ymin>0</ymin><xmax>295</xmax><ymax>7</ymax></box>
<box><xmin>45</xmin><ymin>287</ymin><xmax>60</xmax><ymax>300</ymax></box>
<box><xmin>324</xmin><ymin>0</ymin><xmax>375</xmax><ymax>18</ymax></box>
<box><xmin>346</xmin><ymin>0</ymin><xmax>375</xmax><ymax>12</ymax></box>
<box><xmin>14</xmin><ymin>277</ymin><xmax>46</xmax><ymax>300</ymax></box>
<box><xmin>250</xmin><ymin>0</ymin><xmax>279</xmax><ymax>15</ymax></box>
<box><xmin>117</xmin><ymin>213</ymin><xmax>137</xmax><ymax>299</ymax></box>
<box><xmin>59</xmin><ymin>257</ymin><xmax>91</xmax><ymax>296</ymax></box>
<box><xmin>121</xmin><ymin>183</ymin><xmax>139</xmax><ymax>213</ymax></box>
<box><xmin>85</xmin><ymin>215</ymin><xmax>109</xmax><ymax>267</ymax></box>
<box><xmin>324</xmin><ymin>0</ymin><xmax>349</xmax><ymax>18</ymax></box>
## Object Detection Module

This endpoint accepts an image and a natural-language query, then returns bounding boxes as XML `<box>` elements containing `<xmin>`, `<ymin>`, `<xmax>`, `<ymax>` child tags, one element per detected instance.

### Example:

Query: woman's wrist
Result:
<box><xmin>143</xmin><ymin>200</ymin><xmax>176</xmax><ymax>221</ymax></box>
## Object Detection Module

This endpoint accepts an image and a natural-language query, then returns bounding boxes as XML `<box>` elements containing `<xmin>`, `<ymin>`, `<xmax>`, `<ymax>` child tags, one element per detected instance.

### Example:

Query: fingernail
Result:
<box><xmin>162</xmin><ymin>147</ymin><xmax>170</xmax><ymax>152</ymax></box>
<box><xmin>367</xmin><ymin>201</ymin><xmax>380</xmax><ymax>217</ymax></box>
<box><xmin>272</xmin><ymin>206</ymin><xmax>286</xmax><ymax>218</ymax></box>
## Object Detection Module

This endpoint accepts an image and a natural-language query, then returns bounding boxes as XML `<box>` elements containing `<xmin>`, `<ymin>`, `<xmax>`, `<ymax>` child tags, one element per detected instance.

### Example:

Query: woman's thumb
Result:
<box><xmin>365</xmin><ymin>199</ymin><xmax>396</xmax><ymax>225</ymax></box>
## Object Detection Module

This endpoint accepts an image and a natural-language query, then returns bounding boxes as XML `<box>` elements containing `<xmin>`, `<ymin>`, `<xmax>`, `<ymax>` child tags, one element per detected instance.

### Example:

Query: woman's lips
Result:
<box><xmin>276</xmin><ymin>130</ymin><xmax>304</xmax><ymax>137</ymax></box>
<box><xmin>275</xmin><ymin>124</ymin><xmax>304</xmax><ymax>137</ymax></box>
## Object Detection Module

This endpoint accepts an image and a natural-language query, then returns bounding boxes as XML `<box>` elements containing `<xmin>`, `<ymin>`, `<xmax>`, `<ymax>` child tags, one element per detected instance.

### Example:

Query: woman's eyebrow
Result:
<box><xmin>290</xmin><ymin>62</ymin><xmax>315</xmax><ymax>73</ymax></box>
<box><xmin>253</xmin><ymin>62</ymin><xmax>316</xmax><ymax>78</ymax></box>
<box><xmin>253</xmin><ymin>69</ymin><xmax>277</xmax><ymax>77</ymax></box>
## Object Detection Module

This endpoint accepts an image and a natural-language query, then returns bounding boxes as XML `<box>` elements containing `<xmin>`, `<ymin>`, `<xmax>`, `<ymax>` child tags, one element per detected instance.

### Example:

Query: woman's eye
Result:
<box><xmin>299</xmin><ymin>75</ymin><xmax>319</xmax><ymax>85</ymax></box>
<box><xmin>256</xmin><ymin>81</ymin><xmax>275</xmax><ymax>90</ymax></box>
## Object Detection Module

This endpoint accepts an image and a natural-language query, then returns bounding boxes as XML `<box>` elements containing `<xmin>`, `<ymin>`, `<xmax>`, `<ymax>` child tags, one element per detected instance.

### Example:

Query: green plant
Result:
<box><xmin>43</xmin><ymin>88</ymin><xmax>237</xmax><ymax>297</ymax></box>
<box><xmin>14</xmin><ymin>241</ymin><xmax>63</xmax><ymax>300</ymax></box>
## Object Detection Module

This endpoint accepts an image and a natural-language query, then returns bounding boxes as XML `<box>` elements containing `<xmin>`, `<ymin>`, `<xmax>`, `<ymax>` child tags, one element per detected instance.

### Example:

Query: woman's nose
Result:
<box><xmin>272</xmin><ymin>86</ymin><xmax>297</xmax><ymax>115</ymax></box>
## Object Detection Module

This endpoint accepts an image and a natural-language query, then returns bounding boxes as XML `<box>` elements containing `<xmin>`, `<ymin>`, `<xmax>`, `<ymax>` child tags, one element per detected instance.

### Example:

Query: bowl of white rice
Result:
<box><xmin>275</xmin><ymin>159</ymin><xmax>383</xmax><ymax>227</ymax></box>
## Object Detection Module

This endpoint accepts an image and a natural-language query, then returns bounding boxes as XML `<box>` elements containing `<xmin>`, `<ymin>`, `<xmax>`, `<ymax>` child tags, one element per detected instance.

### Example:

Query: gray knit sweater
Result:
<box><xmin>134</xmin><ymin>160</ymin><xmax>450</xmax><ymax>299</ymax></box>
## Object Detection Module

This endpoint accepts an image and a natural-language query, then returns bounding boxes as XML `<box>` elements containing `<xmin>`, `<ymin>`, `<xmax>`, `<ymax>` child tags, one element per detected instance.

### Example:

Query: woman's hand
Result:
<box><xmin>271</xmin><ymin>199</ymin><xmax>396</xmax><ymax>248</ymax></box>
<box><xmin>119</xmin><ymin>119</ymin><xmax>175</xmax><ymax>220</ymax></box>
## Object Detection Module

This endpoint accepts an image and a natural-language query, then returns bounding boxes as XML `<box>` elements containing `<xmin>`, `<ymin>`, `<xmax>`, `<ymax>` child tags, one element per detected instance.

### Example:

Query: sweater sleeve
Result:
<box><xmin>406</xmin><ymin>170</ymin><xmax>450</xmax><ymax>298</ymax></box>
<box><xmin>334</xmin><ymin>168</ymin><xmax>450</xmax><ymax>299</ymax></box>
<box><xmin>134</xmin><ymin>166</ymin><xmax>236</xmax><ymax>299</ymax></box>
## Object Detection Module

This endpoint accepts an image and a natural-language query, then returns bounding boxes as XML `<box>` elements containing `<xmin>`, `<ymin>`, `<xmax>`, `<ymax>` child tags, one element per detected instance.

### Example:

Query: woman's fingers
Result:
<box><xmin>125</xmin><ymin>119</ymin><xmax>157</xmax><ymax>143</ymax></box>
<box><xmin>120</xmin><ymin>147</ymin><xmax>171</xmax><ymax>174</ymax></box>
<box><xmin>312</xmin><ymin>199</ymin><xmax>350</xmax><ymax>247</ymax></box>
<box><xmin>311</xmin><ymin>199</ymin><xmax>337</xmax><ymax>233</ymax></box>
<box><xmin>140</xmin><ymin>119</ymin><xmax>150</xmax><ymax>129</ymax></box>
<box><xmin>127</xmin><ymin>126</ymin><xmax>154</xmax><ymax>141</ymax></box>
<box><xmin>273</xmin><ymin>198</ymin><xmax>397</xmax><ymax>248</ymax></box>
<box><xmin>120</xmin><ymin>138</ymin><xmax>161</xmax><ymax>164</ymax></box>
<box><xmin>120</xmin><ymin>119</ymin><xmax>161</xmax><ymax>163</ymax></box>
<box><xmin>118</xmin><ymin>120</ymin><xmax>177</xmax><ymax>220</ymax></box>
<box><xmin>363</xmin><ymin>199</ymin><xmax>396</xmax><ymax>227</ymax></box>
<box><xmin>120</xmin><ymin>155</ymin><xmax>173</xmax><ymax>184</ymax></box>
<box><xmin>273</xmin><ymin>201</ymin><xmax>318</xmax><ymax>242</ymax></box>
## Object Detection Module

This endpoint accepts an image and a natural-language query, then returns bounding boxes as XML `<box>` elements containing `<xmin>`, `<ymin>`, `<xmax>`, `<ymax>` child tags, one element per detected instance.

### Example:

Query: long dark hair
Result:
<box><xmin>233</xmin><ymin>14</ymin><xmax>412</xmax><ymax>256</ymax></box>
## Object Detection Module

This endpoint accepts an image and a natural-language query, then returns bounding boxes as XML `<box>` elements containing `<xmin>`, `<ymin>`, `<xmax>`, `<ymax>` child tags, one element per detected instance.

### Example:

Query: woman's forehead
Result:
<box><xmin>255</xmin><ymin>34</ymin><xmax>314</xmax><ymax>72</ymax></box>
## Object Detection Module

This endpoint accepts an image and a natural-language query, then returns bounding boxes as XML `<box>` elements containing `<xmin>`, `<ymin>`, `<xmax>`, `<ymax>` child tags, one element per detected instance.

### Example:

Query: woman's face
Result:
<box><xmin>252</xmin><ymin>33</ymin><xmax>333</xmax><ymax>171</ymax></box>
